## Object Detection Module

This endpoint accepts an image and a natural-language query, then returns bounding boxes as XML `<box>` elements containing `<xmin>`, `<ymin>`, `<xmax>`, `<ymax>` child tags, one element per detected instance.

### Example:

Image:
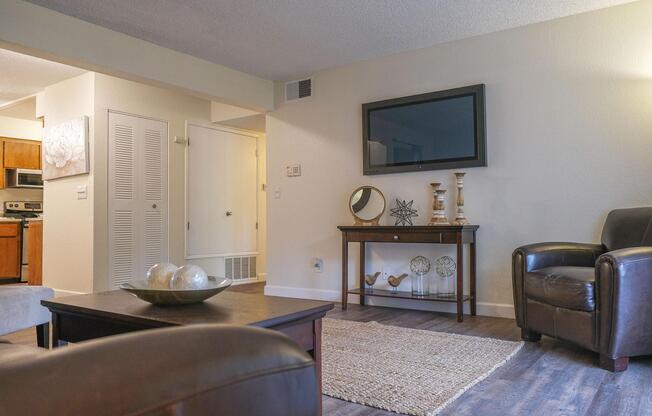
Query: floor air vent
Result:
<box><xmin>285</xmin><ymin>78</ymin><xmax>312</xmax><ymax>102</ymax></box>
<box><xmin>225</xmin><ymin>256</ymin><xmax>257</xmax><ymax>281</ymax></box>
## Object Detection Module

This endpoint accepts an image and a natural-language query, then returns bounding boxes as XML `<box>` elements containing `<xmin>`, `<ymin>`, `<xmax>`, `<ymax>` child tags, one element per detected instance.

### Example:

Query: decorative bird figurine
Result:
<box><xmin>365</xmin><ymin>272</ymin><xmax>381</xmax><ymax>291</ymax></box>
<box><xmin>387</xmin><ymin>273</ymin><xmax>409</xmax><ymax>292</ymax></box>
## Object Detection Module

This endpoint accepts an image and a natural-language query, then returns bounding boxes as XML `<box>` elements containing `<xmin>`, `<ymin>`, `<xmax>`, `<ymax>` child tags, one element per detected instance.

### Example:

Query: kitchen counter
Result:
<box><xmin>25</xmin><ymin>218</ymin><xmax>43</xmax><ymax>222</ymax></box>
<box><xmin>0</xmin><ymin>217</ymin><xmax>22</xmax><ymax>223</ymax></box>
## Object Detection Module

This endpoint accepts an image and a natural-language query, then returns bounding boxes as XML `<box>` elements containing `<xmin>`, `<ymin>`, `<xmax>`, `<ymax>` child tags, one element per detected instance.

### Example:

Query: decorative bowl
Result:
<box><xmin>120</xmin><ymin>276</ymin><xmax>232</xmax><ymax>306</ymax></box>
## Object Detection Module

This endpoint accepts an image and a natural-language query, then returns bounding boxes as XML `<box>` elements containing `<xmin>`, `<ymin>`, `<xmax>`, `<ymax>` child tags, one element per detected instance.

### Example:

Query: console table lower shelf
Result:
<box><xmin>348</xmin><ymin>288</ymin><xmax>472</xmax><ymax>304</ymax></box>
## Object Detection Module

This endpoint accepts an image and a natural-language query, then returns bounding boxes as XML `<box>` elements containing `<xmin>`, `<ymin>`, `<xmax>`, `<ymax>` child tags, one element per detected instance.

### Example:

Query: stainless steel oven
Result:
<box><xmin>5</xmin><ymin>169</ymin><xmax>43</xmax><ymax>188</ymax></box>
<box><xmin>3</xmin><ymin>201</ymin><xmax>43</xmax><ymax>282</ymax></box>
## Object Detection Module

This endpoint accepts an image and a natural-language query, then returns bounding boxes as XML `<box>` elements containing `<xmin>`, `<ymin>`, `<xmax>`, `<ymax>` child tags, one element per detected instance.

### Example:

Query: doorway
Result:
<box><xmin>185</xmin><ymin>123</ymin><xmax>263</xmax><ymax>283</ymax></box>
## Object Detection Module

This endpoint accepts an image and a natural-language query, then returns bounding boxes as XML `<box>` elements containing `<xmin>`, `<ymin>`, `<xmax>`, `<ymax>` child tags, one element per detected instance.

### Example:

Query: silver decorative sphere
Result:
<box><xmin>170</xmin><ymin>264</ymin><xmax>209</xmax><ymax>290</ymax></box>
<box><xmin>410</xmin><ymin>256</ymin><xmax>431</xmax><ymax>275</ymax></box>
<box><xmin>435</xmin><ymin>256</ymin><xmax>456</xmax><ymax>278</ymax></box>
<box><xmin>146</xmin><ymin>263</ymin><xmax>177</xmax><ymax>289</ymax></box>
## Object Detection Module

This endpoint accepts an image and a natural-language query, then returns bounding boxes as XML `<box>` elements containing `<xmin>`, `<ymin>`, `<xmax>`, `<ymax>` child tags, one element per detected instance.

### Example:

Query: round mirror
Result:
<box><xmin>349</xmin><ymin>186</ymin><xmax>386</xmax><ymax>225</ymax></box>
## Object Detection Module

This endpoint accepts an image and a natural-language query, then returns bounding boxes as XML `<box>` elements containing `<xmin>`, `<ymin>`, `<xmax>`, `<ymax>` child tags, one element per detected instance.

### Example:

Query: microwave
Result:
<box><xmin>5</xmin><ymin>169</ymin><xmax>43</xmax><ymax>189</ymax></box>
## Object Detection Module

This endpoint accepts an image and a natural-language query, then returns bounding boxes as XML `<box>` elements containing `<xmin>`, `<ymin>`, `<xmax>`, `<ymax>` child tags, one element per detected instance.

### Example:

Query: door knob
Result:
<box><xmin>226</xmin><ymin>211</ymin><xmax>233</xmax><ymax>216</ymax></box>
<box><xmin>152</xmin><ymin>204</ymin><xmax>157</xmax><ymax>209</ymax></box>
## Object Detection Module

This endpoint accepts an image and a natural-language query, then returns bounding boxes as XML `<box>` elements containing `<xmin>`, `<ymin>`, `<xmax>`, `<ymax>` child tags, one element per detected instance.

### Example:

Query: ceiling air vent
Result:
<box><xmin>285</xmin><ymin>78</ymin><xmax>312</xmax><ymax>102</ymax></box>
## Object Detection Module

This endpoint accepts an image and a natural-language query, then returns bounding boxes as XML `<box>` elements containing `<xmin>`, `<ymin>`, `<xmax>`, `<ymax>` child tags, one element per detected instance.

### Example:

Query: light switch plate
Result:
<box><xmin>76</xmin><ymin>185</ymin><xmax>87</xmax><ymax>200</ymax></box>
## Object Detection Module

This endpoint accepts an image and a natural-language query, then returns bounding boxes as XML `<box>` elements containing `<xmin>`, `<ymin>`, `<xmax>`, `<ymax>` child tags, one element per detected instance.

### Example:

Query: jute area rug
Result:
<box><xmin>322</xmin><ymin>318</ymin><xmax>523</xmax><ymax>416</ymax></box>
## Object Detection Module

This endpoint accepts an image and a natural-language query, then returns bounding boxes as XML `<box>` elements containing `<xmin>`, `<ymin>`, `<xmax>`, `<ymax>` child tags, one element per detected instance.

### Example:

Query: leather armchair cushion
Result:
<box><xmin>525</xmin><ymin>266</ymin><xmax>596</xmax><ymax>311</ymax></box>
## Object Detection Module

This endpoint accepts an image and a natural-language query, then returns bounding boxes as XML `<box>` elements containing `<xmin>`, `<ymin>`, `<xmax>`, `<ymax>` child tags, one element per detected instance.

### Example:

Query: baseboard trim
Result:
<box><xmin>264</xmin><ymin>285</ymin><xmax>514</xmax><ymax>319</ymax></box>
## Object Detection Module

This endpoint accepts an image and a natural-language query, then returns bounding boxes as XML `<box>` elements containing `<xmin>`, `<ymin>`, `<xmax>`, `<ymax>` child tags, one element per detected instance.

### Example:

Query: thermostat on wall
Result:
<box><xmin>286</xmin><ymin>164</ymin><xmax>301</xmax><ymax>177</ymax></box>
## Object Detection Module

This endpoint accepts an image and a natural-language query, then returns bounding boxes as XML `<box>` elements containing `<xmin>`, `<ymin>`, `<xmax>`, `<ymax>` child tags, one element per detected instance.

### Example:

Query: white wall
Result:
<box><xmin>265</xmin><ymin>1</ymin><xmax>652</xmax><ymax>317</ymax></box>
<box><xmin>0</xmin><ymin>115</ymin><xmax>43</xmax><ymax>210</ymax></box>
<box><xmin>0</xmin><ymin>115</ymin><xmax>40</xmax><ymax>139</ymax></box>
<box><xmin>40</xmin><ymin>72</ymin><xmax>95</xmax><ymax>293</ymax></box>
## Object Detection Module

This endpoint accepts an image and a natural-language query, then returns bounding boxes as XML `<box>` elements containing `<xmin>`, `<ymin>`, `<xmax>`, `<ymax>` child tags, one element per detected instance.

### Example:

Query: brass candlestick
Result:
<box><xmin>453</xmin><ymin>172</ymin><xmax>469</xmax><ymax>225</ymax></box>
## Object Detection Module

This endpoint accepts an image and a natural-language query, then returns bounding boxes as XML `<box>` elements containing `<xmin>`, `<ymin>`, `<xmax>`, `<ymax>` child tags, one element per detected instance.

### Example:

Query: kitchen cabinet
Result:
<box><xmin>27</xmin><ymin>220</ymin><xmax>43</xmax><ymax>285</ymax></box>
<box><xmin>0</xmin><ymin>140</ymin><xmax>3</xmax><ymax>189</ymax></box>
<box><xmin>0</xmin><ymin>138</ymin><xmax>42</xmax><ymax>190</ymax></box>
<box><xmin>0</xmin><ymin>223</ymin><xmax>21</xmax><ymax>279</ymax></box>
<box><xmin>3</xmin><ymin>140</ymin><xmax>41</xmax><ymax>169</ymax></box>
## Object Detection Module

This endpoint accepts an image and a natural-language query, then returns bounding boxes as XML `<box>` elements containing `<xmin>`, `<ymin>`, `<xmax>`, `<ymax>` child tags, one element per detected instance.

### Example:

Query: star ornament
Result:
<box><xmin>390</xmin><ymin>199</ymin><xmax>418</xmax><ymax>226</ymax></box>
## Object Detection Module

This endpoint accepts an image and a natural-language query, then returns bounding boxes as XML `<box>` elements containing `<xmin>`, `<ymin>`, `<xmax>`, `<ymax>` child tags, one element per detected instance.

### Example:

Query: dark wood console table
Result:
<box><xmin>338</xmin><ymin>225</ymin><xmax>479</xmax><ymax>322</ymax></box>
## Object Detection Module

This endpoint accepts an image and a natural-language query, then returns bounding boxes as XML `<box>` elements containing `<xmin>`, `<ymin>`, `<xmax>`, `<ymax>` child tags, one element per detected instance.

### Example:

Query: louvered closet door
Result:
<box><xmin>109</xmin><ymin>112</ymin><xmax>168</xmax><ymax>288</ymax></box>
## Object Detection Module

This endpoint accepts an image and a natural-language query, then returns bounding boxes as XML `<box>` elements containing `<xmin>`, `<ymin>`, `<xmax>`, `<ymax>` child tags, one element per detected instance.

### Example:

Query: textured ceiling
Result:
<box><xmin>0</xmin><ymin>48</ymin><xmax>84</xmax><ymax>106</ymax></box>
<box><xmin>27</xmin><ymin>0</ymin><xmax>635</xmax><ymax>81</ymax></box>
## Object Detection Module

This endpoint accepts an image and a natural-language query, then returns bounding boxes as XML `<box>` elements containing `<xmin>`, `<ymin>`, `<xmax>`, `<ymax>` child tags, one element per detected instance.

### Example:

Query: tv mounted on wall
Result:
<box><xmin>362</xmin><ymin>84</ymin><xmax>486</xmax><ymax>175</ymax></box>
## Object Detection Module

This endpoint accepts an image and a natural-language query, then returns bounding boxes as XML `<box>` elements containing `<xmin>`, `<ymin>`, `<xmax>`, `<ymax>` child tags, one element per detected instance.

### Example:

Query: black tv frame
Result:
<box><xmin>362</xmin><ymin>84</ymin><xmax>486</xmax><ymax>175</ymax></box>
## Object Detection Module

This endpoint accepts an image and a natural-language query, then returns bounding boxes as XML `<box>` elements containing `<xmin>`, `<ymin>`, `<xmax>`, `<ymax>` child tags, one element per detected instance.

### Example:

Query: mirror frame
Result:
<box><xmin>349</xmin><ymin>186</ymin><xmax>386</xmax><ymax>226</ymax></box>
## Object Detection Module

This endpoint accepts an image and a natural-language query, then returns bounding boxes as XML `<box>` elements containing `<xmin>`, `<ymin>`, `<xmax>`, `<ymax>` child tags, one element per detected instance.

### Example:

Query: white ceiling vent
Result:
<box><xmin>285</xmin><ymin>78</ymin><xmax>312</xmax><ymax>102</ymax></box>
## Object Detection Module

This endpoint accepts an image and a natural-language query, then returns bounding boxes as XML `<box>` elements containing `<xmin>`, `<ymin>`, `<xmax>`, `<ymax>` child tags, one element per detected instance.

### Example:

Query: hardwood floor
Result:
<box><xmin>325</xmin><ymin>304</ymin><xmax>652</xmax><ymax>416</ymax></box>
<box><xmin>5</xmin><ymin>282</ymin><xmax>652</xmax><ymax>415</ymax></box>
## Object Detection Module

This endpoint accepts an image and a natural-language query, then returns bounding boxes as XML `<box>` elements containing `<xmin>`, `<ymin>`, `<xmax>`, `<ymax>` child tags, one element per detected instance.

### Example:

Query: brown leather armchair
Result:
<box><xmin>0</xmin><ymin>324</ymin><xmax>319</xmax><ymax>415</ymax></box>
<box><xmin>513</xmin><ymin>207</ymin><xmax>652</xmax><ymax>372</ymax></box>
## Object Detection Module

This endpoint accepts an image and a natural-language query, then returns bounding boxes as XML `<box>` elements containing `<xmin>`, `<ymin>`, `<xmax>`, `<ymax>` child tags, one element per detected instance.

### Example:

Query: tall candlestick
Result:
<box><xmin>429</xmin><ymin>187</ymin><xmax>450</xmax><ymax>225</ymax></box>
<box><xmin>453</xmin><ymin>172</ymin><xmax>469</xmax><ymax>225</ymax></box>
<box><xmin>427</xmin><ymin>183</ymin><xmax>440</xmax><ymax>225</ymax></box>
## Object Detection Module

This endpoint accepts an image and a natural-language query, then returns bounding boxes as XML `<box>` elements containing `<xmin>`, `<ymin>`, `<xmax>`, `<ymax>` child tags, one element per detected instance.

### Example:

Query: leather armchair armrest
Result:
<box><xmin>512</xmin><ymin>242</ymin><xmax>604</xmax><ymax>327</ymax></box>
<box><xmin>597</xmin><ymin>247</ymin><xmax>652</xmax><ymax>359</ymax></box>
<box><xmin>0</xmin><ymin>324</ymin><xmax>319</xmax><ymax>416</ymax></box>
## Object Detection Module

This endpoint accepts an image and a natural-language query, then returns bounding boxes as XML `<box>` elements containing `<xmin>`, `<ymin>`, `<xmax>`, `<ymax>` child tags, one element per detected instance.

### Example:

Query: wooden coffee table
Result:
<box><xmin>42</xmin><ymin>289</ymin><xmax>333</xmax><ymax>407</ymax></box>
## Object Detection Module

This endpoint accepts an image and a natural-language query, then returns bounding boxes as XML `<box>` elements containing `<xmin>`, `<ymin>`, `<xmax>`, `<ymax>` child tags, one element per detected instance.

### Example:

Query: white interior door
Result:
<box><xmin>109</xmin><ymin>111</ymin><xmax>168</xmax><ymax>288</ymax></box>
<box><xmin>186</xmin><ymin>124</ymin><xmax>257</xmax><ymax>258</ymax></box>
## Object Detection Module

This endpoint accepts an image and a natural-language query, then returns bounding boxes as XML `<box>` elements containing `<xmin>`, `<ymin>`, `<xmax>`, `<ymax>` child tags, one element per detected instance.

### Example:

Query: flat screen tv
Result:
<box><xmin>362</xmin><ymin>84</ymin><xmax>486</xmax><ymax>175</ymax></box>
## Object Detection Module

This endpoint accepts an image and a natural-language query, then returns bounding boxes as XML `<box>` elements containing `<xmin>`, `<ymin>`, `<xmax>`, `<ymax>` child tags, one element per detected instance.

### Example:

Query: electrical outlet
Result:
<box><xmin>273</xmin><ymin>186</ymin><xmax>281</xmax><ymax>199</ymax></box>
<box><xmin>313</xmin><ymin>258</ymin><xmax>323</xmax><ymax>273</ymax></box>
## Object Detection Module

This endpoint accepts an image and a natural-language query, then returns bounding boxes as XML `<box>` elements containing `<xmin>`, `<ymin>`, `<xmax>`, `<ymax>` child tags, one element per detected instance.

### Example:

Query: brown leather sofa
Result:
<box><xmin>513</xmin><ymin>207</ymin><xmax>652</xmax><ymax>372</ymax></box>
<box><xmin>0</xmin><ymin>324</ymin><xmax>319</xmax><ymax>415</ymax></box>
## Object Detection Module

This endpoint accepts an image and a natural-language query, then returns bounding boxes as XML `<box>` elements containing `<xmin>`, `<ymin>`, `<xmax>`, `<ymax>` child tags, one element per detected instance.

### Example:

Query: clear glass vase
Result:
<box><xmin>411</xmin><ymin>273</ymin><xmax>430</xmax><ymax>296</ymax></box>
<box><xmin>438</xmin><ymin>275</ymin><xmax>455</xmax><ymax>297</ymax></box>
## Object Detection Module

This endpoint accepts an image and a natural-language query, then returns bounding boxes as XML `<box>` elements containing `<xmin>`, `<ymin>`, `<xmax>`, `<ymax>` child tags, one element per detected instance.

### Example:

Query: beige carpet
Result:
<box><xmin>322</xmin><ymin>318</ymin><xmax>523</xmax><ymax>416</ymax></box>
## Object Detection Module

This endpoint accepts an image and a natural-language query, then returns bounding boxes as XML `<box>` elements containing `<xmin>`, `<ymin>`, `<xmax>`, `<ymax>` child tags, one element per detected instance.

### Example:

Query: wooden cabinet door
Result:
<box><xmin>4</xmin><ymin>141</ymin><xmax>41</xmax><ymax>169</ymax></box>
<box><xmin>0</xmin><ymin>139</ymin><xmax>4</xmax><ymax>189</ymax></box>
<box><xmin>27</xmin><ymin>221</ymin><xmax>43</xmax><ymax>285</ymax></box>
<box><xmin>0</xmin><ymin>223</ymin><xmax>21</xmax><ymax>279</ymax></box>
